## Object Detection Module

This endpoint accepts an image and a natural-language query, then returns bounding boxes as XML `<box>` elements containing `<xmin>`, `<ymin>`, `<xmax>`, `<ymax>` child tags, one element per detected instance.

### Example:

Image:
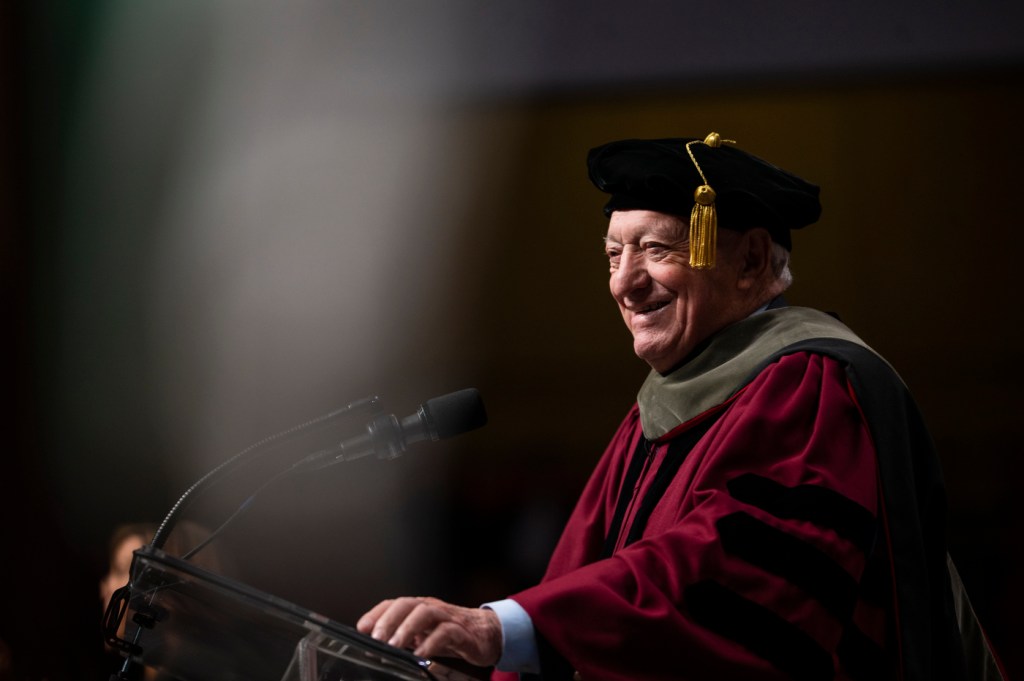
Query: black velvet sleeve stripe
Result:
<box><xmin>745</xmin><ymin>338</ymin><xmax>969</xmax><ymax>681</ymax></box>
<box><xmin>727</xmin><ymin>473</ymin><xmax>876</xmax><ymax>552</ymax></box>
<box><xmin>686</xmin><ymin>580</ymin><xmax>835</xmax><ymax>681</ymax></box>
<box><xmin>717</xmin><ymin>511</ymin><xmax>859</xmax><ymax>621</ymax></box>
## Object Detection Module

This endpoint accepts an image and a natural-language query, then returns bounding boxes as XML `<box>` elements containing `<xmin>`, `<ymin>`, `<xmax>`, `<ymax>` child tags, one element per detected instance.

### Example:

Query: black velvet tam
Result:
<box><xmin>587</xmin><ymin>137</ymin><xmax>821</xmax><ymax>250</ymax></box>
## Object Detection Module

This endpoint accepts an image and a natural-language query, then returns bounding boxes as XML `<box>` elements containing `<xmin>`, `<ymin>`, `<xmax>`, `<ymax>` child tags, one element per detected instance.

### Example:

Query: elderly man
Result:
<box><xmin>358</xmin><ymin>135</ymin><xmax>1000</xmax><ymax>680</ymax></box>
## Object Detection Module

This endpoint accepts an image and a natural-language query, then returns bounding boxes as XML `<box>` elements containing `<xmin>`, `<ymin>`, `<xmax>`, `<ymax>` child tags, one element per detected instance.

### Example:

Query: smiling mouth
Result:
<box><xmin>637</xmin><ymin>301</ymin><xmax>670</xmax><ymax>314</ymax></box>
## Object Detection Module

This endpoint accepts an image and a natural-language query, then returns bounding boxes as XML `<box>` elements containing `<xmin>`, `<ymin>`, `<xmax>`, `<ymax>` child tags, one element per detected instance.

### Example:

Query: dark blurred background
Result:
<box><xmin>2</xmin><ymin>2</ymin><xmax>1022</xmax><ymax>679</ymax></box>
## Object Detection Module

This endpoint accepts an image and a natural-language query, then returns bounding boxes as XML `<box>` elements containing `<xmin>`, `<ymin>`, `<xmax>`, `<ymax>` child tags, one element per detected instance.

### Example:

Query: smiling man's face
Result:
<box><xmin>604</xmin><ymin>210</ymin><xmax>750</xmax><ymax>373</ymax></box>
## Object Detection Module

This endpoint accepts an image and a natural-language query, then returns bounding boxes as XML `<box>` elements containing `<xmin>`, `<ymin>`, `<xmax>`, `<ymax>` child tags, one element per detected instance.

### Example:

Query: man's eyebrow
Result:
<box><xmin>602</xmin><ymin>223</ymin><xmax>686</xmax><ymax>245</ymax></box>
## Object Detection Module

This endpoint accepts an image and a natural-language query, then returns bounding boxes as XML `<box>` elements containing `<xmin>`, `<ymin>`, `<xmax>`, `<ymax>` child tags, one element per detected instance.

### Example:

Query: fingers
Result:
<box><xmin>356</xmin><ymin>597</ymin><xmax>423</xmax><ymax>643</ymax></box>
<box><xmin>355</xmin><ymin>598</ymin><xmax>400</xmax><ymax>635</ymax></box>
<box><xmin>356</xmin><ymin>596</ymin><xmax>441</xmax><ymax>650</ymax></box>
<box><xmin>355</xmin><ymin>597</ymin><xmax>502</xmax><ymax>667</ymax></box>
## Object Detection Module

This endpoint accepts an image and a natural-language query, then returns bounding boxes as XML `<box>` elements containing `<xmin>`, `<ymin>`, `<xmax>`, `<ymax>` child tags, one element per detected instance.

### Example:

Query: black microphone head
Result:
<box><xmin>421</xmin><ymin>388</ymin><xmax>487</xmax><ymax>440</ymax></box>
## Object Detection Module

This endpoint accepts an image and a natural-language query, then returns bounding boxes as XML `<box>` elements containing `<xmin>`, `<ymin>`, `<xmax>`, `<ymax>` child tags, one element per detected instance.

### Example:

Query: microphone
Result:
<box><xmin>329</xmin><ymin>388</ymin><xmax>487</xmax><ymax>463</ymax></box>
<box><xmin>104</xmin><ymin>388</ymin><xmax>488</xmax><ymax>672</ymax></box>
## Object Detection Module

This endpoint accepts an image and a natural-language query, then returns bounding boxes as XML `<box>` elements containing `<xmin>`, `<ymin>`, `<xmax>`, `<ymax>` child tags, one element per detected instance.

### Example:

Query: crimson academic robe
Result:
<box><xmin>499</xmin><ymin>306</ymin><xmax>986</xmax><ymax>681</ymax></box>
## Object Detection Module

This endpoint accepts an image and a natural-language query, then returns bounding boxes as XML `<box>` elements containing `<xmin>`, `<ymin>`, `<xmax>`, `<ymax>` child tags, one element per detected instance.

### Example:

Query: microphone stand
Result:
<box><xmin>103</xmin><ymin>387</ymin><xmax>486</xmax><ymax>681</ymax></box>
<box><xmin>103</xmin><ymin>395</ymin><xmax>384</xmax><ymax>680</ymax></box>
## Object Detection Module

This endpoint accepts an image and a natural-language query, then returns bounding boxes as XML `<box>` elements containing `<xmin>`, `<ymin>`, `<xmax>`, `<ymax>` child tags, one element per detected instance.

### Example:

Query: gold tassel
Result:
<box><xmin>689</xmin><ymin>184</ymin><xmax>717</xmax><ymax>269</ymax></box>
<box><xmin>685</xmin><ymin>133</ymin><xmax>731</xmax><ymax>269</ymax></box>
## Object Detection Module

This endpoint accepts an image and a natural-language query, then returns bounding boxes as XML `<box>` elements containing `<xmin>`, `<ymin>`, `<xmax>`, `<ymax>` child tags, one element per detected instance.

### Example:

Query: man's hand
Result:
<box><xmin>356</xmin><ymin>597</ymin><xmax>502</xmax><ymax>667</ymax></box>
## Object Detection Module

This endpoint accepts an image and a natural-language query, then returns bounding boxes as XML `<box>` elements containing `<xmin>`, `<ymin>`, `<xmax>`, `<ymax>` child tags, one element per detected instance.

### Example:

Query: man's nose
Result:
<box><xmin>610</xmin><ymin>251</ymin><xmax>650</xmax><ymax>298</ymax></box>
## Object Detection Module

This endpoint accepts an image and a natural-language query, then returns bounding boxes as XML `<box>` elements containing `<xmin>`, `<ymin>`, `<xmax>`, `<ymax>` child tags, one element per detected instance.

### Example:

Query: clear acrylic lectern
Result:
<box><xmin>113</xmin><ymin>546</ymin><xmax>483</xmax><ymax>681</ymax></box>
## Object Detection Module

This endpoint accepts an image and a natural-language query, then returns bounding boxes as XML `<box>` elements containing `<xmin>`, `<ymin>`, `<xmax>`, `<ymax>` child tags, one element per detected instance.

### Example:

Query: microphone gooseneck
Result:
<box><xmin>149</xmin><ymin>396</ymin><xmax>383</xmax><ymax>551</ymax></box>
<box><xmin>153</xmin><ymin>388</ymin><xmax>487</xmax><ymax>552</ymax></box>
<box><xmin>105</xmin><ymin>388</ymin><xmax>487</xmax><ymax>670</ymax></box>
<box><xmin>178</xmin><ymin>389</ymin><xmax>488</xmax><ymax>556</ymax></box>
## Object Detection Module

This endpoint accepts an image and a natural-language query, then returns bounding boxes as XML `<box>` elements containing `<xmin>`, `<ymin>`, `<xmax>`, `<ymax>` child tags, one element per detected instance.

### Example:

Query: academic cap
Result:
<box><xmin>587</xmin><ymin>133</ymin><xmax>821</xmax><ymax>267</ymax></box>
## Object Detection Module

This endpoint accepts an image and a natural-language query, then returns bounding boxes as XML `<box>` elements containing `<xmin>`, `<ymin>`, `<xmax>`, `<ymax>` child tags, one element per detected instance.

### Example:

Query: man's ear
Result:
<box><xmin>735</xmin><ymin>228</ymin><xmax>773</xmax><ymax>290</ymax></box>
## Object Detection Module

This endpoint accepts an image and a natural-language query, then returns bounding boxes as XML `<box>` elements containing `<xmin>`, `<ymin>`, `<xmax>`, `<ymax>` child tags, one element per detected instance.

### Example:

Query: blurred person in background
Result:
<box><xmin>101</xmin><ymin>521</ymin><xmax>229</xmax><ymax>680</ymax></box>
<box><xmin>100</xmin><ymin>523</ymin><xmax>157</xmax><ymax>681</ymax></box>
<box><xmin>100</xmin><ymin>524</ymin><xmax>157</xmax><ymax>615</ymax></box>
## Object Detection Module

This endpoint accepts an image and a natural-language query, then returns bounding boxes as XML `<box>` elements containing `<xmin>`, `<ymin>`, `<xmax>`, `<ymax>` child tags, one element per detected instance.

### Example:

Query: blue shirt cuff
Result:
<box><xmin>481</xmin><ymin>599</ymin><xmax>540</xmax><ymax>673</ymax></box>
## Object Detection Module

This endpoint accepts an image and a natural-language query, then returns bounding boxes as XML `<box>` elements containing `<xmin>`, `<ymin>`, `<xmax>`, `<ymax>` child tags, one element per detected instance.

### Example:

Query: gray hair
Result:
<box><xmin>771</xmin><ymin>242</ymin><xmax>793</xmax><ymax>290</ymax></box>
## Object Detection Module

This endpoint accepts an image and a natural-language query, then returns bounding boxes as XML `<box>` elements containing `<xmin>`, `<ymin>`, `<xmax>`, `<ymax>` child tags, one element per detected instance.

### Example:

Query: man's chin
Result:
<box><xmin>633</xmin><ymin>343</ymin><xmax>674</xmax><ymax>373</ymax></box>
